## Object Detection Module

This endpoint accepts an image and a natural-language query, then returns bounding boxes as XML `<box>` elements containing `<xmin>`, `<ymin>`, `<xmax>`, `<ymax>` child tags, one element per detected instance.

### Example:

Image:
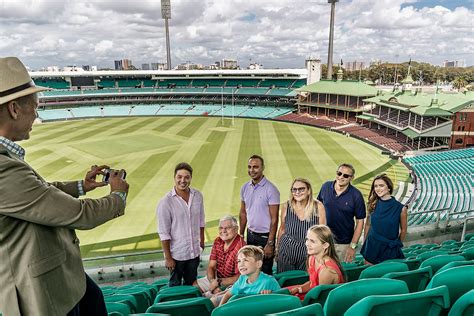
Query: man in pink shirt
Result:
<box><xmin>157</xmin><ymin>162</ymin><xmax>205</xmax><ymax>286</ymax></box>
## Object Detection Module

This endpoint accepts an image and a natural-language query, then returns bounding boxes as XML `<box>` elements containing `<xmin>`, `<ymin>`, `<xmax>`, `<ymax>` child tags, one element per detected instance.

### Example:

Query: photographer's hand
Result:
<box><xmin>83</xmin><ymin>165</ymin><xmax>109</xmax><ymax>192</ymax></box>
<box><xmin>109</xmin><ymin>169</ymin><xmax>129</xmax><ymax>194</ymax></box>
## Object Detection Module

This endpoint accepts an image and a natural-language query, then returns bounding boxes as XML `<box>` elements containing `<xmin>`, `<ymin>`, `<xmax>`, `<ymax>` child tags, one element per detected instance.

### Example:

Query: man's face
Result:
<box><xmin>15</xmin><ymin>94</ymin><xmax>39</xmax><ymax>141</ymax></box>
<box><xmin>174</xmin><ymin>169</ymin><xmax>192</xmax><ymax>191</ymax></box>
<box><xmin>247</xmin><ymin>158</ymin><xmax>264</xmax><ymax>181</ymax></box>
<box><xmin>335</xmin><ymin>166</ymin><xmax>354</xmax><ymax>187</ymax></box>
<box><xmin>218</xmin><ymin>220</ymin><xmax>237</xmax><ymax>242</ymax></box>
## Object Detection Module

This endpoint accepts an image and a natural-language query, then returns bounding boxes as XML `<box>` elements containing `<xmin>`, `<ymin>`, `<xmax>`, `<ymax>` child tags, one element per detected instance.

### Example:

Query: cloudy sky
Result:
<box><xmin>0</xmin><ymin>0</ymin><xmax>472</xmax><ymax>70</ymax></box>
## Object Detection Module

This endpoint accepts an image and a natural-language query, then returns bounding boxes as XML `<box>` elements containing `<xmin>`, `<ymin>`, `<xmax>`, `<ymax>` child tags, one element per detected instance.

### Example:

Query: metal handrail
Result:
<box><xmin>461</xmin><ymin>216</ymin><xmax>474</xmax><ymax>241</ymax></box>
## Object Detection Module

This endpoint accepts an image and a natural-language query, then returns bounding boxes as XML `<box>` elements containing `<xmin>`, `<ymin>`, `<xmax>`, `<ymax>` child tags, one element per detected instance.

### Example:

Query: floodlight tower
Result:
<box><xmin>161</xmin><ymin>0</ymin><xmax>172</xmax><ymax>70</ymax></box>
<box><xmin>327</xmin><ymin>0</ymin><xmax>338</xmax><ymax>79</ymax></box>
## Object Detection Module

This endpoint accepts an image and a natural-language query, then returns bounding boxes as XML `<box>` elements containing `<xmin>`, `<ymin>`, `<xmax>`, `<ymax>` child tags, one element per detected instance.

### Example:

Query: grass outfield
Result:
<box><xmin>21</xmin><ymin>116</ymin><xmax>410</xmax><ymax>258</ymax></box>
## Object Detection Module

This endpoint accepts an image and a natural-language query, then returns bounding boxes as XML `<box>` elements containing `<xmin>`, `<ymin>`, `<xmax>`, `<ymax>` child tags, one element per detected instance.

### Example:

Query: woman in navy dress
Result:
<box><xmin>360</xmin><ymin>174</ymin><xmax>408</xmax><ymax>264</ymax></box>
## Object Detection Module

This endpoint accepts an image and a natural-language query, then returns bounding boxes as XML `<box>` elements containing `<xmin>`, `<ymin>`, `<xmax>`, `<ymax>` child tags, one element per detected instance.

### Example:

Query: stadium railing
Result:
<box><xmin>461</xmin><ymin>216</ymin><xmax>474</xmax><ymax>241</ymax></box>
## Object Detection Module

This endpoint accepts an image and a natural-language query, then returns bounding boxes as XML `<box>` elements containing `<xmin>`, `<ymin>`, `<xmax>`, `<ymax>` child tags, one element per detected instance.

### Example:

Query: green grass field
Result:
<box><xmin>21</xmin><ymin>116</ymin><xmax>410</xmax><ymax>258</ymax></box>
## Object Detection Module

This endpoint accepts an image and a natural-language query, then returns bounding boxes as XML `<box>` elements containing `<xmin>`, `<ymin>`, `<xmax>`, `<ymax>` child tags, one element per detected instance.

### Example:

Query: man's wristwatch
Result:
<box><xmin>350</xmin><ymin>242</ymin><xmax>358</xmax><ymax>250</ymax></box>
<box><xmin>267</xmin><ymin>240</ymin><xmax>275</xmax><ymax>247</ymax></box>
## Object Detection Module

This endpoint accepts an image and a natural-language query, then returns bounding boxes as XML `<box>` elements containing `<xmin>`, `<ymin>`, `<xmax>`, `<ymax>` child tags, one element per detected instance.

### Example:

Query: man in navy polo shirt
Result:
<box><xmin>317</xmin><ymin>163</ymin><xmax>366</xmax><ymax>262</ymax></box>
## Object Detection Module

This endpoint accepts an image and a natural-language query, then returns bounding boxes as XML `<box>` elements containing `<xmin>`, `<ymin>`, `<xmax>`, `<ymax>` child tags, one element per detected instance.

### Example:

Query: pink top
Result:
<box><xmin>308</xmin><ymin>256</ymin><xmax>344</xmax><ymax>287</ymax></box>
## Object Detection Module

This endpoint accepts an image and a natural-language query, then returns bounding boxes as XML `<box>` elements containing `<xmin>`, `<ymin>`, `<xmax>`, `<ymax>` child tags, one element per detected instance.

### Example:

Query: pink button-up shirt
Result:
<box><xmin>156</xmin><ymin>187</ymin><xmax>205</xmax><ymax>261</ymax></box>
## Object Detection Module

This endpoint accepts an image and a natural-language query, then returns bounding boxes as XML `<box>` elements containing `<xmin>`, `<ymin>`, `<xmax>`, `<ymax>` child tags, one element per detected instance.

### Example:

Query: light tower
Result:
<box><xmin>161</xmin><ymin>0</ymin><xmax>172</xmax><ymax>70</ymax></box>
<box><xmin>327</xmin><ymin>0</ymin><xmax>338</xmax><ymax>79</ymax></box>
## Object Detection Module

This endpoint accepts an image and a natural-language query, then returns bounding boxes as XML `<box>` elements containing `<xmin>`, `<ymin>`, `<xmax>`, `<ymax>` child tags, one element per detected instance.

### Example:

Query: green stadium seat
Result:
<box><xmin>323</xmin><ymin>279</ymin><xmax>409</xmax><ymax>316</ymax></box>
<box><xmin>359</xmin><ymin>262</ymin><xmax>409</xmax><ymax>279</ymax></box>
<box><xmin>426</xmin><ymin>266</ymin><xmax>474</xmax><ymax>311</ymax></box>
<box><xmin>448</xmin><ymin>289</ymin><xmax>474</xmax><ymax>316</ymax></box>
<box><xmin>274</xmin><ymin>270</ymin><xmax>307</xmax><ymax>281</ymax></box>
<box><xmin>265</xmin><ymin>303</ymin><xmax>324</xmax><ymax>316</ymax></box>
<box><xmin>106</xmin><ymin>301</ymin><xmax>131</xmax><ymax>315</ymax></box>
<box><xmin>461</xmin><ymin>248</ymin><xmax>474</xmax><ymax>260</ymax></box>
<box><xmin>343</xmin><ymin>285</ymin><xmax>450</xmax><ymax>316</ymax></box>
<box><xmin>153</xmin><ymin>285</ymin><xmax>201</xmax><ymax>303</ymax></box>
<box><xmin>441</xmin><ymin>240</ymin><xmax>457</xmax><ymax>246</ymax></box>
<box><xmin>344</xmin><ymin>264</ymin><xmax>370</xmax><ymax>282</ymax></box>
<box><xmin>228</xmin><ymin>288</ymin><xmax>290</xmax><ymax>303</ymax></box>
<box><xmin>420</xmin><ymin>243</ymin><xmax>440</xmax><ymax>250</ymax></box>
<box><xmin>382</xmin><ymin>266</ymin><xmax>432</xmax><ymax>293</ymax></box>
<box><xmin>146</xmin><ymin>297</ymin><xmax>213</xmax><ymax>316</ymax></box>
<box><xmin>385</xmin><ymin>257</ymin><xmax>421</xmax><ymax>270</ymax></box>
<box><xmin>435</xmin><ymin>260</ymin><xmax>474</xmax><ymax>275</ymax></box>
<box><xmin>116</xmin><ymin>287</ymin><xmax>152</xmax><ymax>313</ymax></box>
<box><xmin>152</xmin><ymin>279</ymin><xmax>170</xmax><ymax>292</ymax></box>
<box><xmin>211</xmin><ymin>294</ymin><xmax>302</xmax><ymax>316</ymax></box>
<box><xmin>419</xmin><ymin>255</ymin><xmax>466</xmax><ymax>275</ymax></box>
<box><xmin>417</xmin><ymin>250</ymin><xmax>448</xmax><ymax>262</ymax></box>
<box><xmin>463</xmin><ymin>233</ymin><xmax>474</xmax><ymax>241</ymax></box>
<box><xmin>302</xmin><ymin>283</ymin><xmax>342</xmax><ymax>307</ymax></box>
<box><xmin>105</xmin><ymin>294</ymin><xmax>139</xmax><ymax>313</ymax></box>
<box><xmin>102</xmin><ymin>288</ymin><xmax>117</xmax><ymax>296</ymax></box>
<box><xmin>277</xmin><ymin>275</ymin><xmax>309</xmax><ymax>287</ymax></box>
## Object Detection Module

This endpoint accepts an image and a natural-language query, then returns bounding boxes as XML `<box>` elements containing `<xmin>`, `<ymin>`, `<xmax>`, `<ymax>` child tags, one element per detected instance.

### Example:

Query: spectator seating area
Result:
<box><xmin>404</xmin><ymin>149</ymin><xmax>473</xmax><ymax>226</ymax></box>
<box><xmin>34</xmin><ymin>78</ymin><xmax>306</xmax><ymax>90</ymax></box>
<box><xmin>275</xmin><ymin>112</ymin><xmax>348</xmax><ymax>129</ymax></box>
<box><xmin>37</xmin><ymin>104</ymin><xmax>294</xmax><ymax>121</ymax></box>
<box><xmin>102</xmin><ymin>236</ymin><xmax>474</xmax><ymax>315</ymax></box>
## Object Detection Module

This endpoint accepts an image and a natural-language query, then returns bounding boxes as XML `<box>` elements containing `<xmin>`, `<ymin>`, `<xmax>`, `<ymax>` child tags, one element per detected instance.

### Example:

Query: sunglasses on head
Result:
<box><xmin>291</xmin><ymin>187</ymin><xmax>306</xmax><ymax>193</ymax></box>
<box><xmin>336</xmin><ymin>171</ymin><xmax>352</xmax><ymax>179</ymax></box>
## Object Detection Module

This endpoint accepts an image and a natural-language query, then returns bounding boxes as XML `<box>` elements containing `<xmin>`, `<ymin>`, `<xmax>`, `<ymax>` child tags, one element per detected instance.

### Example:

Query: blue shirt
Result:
<box><xmin>317</xmin><ymin>181</ymin><xmax>366</xmax><ymax>244</ymax></box>
<box><xmin>230</xmin><ymin>272</ymin><xmax>281</xmax><ymax>295</ymax></box>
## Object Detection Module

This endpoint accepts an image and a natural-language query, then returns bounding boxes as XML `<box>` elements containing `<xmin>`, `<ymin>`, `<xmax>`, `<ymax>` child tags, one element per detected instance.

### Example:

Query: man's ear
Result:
<box><xmin>6</xmin><ymin>101</ymin><xmax>19</xmax><ymax>120</ymax></box>
<box><xmin>256</xmin><ymin>259</ymin><xmax>263</xmax><ymax>269</ymax></box>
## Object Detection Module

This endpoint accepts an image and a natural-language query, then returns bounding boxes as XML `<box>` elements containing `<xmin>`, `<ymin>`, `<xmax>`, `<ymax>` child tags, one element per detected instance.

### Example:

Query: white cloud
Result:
<box><xmin>0</xmin><ymin>0</ymin><xmax>472</xmax><ymax>69</ymax></box>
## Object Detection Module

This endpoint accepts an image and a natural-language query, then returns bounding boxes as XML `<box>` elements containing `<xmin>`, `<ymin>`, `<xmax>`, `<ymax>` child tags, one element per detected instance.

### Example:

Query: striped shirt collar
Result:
<box><xmin>0</xmin><ymin>137</ymin><xmax>25</xmax><ymax>160</ymax></box>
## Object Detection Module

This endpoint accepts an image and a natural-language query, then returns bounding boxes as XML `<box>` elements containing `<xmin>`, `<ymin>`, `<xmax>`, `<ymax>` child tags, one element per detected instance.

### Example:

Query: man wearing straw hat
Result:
<box><xmin>0</xmin><ymin>57</ymin><xmax>129</xmax><ymax>315</ymax></box>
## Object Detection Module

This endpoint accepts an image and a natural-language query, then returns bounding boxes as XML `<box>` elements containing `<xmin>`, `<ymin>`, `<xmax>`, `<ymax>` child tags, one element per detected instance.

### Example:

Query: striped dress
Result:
<box><xmin>276</xmin><ymin>203</ymin><xmax>319</xmax><ymax>273</ymax></box>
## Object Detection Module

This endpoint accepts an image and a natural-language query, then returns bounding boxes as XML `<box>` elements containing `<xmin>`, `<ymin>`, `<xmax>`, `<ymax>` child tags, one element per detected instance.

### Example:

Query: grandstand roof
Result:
<box><xmin>365</xmin><ymin>90</ymin><xmax>473</xmax><ymax>116</ymax></box>
<box><xmin>297</xmin><ymin>80</ymin><xmax>378</xmax><ymax>97</ymax></box>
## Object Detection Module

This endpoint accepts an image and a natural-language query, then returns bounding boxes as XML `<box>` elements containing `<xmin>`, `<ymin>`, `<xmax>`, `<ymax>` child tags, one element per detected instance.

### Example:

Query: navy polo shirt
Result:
<box><xmin>317</xmin><ymin>181</ymin><xmax>366</xmax><ymax>244</ymax></box>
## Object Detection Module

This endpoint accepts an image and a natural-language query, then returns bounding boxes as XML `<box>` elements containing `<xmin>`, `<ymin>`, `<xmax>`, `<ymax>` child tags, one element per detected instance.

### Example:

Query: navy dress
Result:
<box><xmin>360</xmin><ymin>197</ymin><xmax>405</xmax><ymax>264</ymax></box>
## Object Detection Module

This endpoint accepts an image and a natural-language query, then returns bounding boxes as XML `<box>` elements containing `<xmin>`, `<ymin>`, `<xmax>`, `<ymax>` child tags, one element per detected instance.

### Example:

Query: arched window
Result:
<box><xmin>455</xmin><ymin>138</ymin><xmax>463</xmax><ymax>145</ymax></box>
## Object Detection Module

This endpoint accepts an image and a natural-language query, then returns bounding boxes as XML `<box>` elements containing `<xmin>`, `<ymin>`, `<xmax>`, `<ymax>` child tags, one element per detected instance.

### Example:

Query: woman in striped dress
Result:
<box><xmin>276</xmin><ymin>178</ymin><xmax>326</xmax><ymax>273</ymax></box>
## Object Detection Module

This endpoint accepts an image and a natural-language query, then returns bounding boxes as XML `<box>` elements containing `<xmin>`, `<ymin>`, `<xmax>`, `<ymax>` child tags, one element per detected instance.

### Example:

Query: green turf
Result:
<box><xmin>21</xmin><ymin>116</ymin><xmax>410</xmax><ymax>258</ymax></box>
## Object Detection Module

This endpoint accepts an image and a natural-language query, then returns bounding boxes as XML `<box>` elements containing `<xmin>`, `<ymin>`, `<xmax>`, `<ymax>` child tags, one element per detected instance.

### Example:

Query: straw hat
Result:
<box><xmin>0</xmin><ymin>57</ymin><xmax>48</xmax><ymax>104</ymax></box>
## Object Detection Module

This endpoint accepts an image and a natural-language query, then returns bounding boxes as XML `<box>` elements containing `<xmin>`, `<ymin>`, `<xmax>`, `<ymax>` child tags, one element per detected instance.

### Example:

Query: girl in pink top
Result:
<box><xmin>288</xmin><ymin>225</ymin><xmax>345</xmax><ymax>299</ymax></box>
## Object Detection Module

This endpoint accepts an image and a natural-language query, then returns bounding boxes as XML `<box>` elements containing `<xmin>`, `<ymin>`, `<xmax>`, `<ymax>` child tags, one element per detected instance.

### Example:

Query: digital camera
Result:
<box><xmin>102</xmin><ymin>168</ymin><xmax>127</xmax><ymax>183</ymax></box>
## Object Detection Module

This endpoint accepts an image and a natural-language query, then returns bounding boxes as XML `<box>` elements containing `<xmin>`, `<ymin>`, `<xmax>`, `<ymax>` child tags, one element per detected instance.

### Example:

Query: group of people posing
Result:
<box><xmin>156</xmin><ymin>155</ymin><xmax>408</xmax><ymax>306</ymax></box>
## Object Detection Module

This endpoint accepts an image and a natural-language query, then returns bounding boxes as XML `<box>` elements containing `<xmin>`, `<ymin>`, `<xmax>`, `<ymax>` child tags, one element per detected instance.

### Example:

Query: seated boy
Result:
<box><xmin>217</xmin><ymin>245</ymin><xmax>280</xmax><ymax>306</ymax></box>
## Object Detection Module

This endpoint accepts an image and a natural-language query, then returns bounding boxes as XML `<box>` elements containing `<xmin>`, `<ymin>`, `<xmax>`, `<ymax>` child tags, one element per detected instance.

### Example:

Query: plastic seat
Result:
<box><xmin>228</xmin><ymin>288</ymin><xmax>290</xmax><ymax>302</ymax></box>
<box><xmin>106</xmin><ymin>301</ymin><xmax>132</xmax><ymax>315</ymax></box>
<box><xmin>463</xmin><ymin>233</ymin><xmax>474</xmax><ymax>241</ymax></box>
<box><xmin>417</xmin><ymin>250</ymin><xmax>448</xmax><ymax>262</ymax></box>
<box><xmin>344</xmin><ymin>264</ymin><xmax>370</xmax><ymax>282</ymax></box>
<box><xmin>154</xmin><ymin>285</ymin><xmax>201</xmax><ymax>303</ymax></box>
<box><xmin>278</xmin><ymin>275</ymin><xmax>309</xmax><ymax>287</ymax></box>
<box><xmin>105</xmin><ymin>294</ymin><xmax>139</xmax><ymax>313</ymax></box>
<box><xmin>382</xmin><ymin>266</ymin><xmax>433</xmax><ymax>293</ymax></box>
<box><xmin>116</xmin><ymin>287</ymin><xmax>152</xmax><ymax>313</ymax></box>
<box><xmin>274</xmin><ymin>270</ymin><xmax>308</xmax><ymax>281</ymax></box>
<box><xmin>211</xmin><ymin>294</ymin><xmax>302</xmax><ymax>316</ymax></box>
<box><xmin>265</xmin><ymin>303</ymin><xmax>324</xmax><ymax>316</ymax></box>
<box><xmin>436</xmin><ymin>260</ymin><xmax>474</xmax><ymax>275</ymax></box>
<box><xmin>461</xmin><ymin>248</ymin><xmax>474</xmax><ymax>260</ymax></box>
<box><xmin>146</xmin><ymin>297</ymin><xmax>214</xmax><ymax>316</ymax></box>
<box><xmin>426</xmin><ymin>266</ymin><xmax>474</xmax><ymax>311</ymax></box>
<box><xmin>419</xmin><ymin>254</ymin><xmax>466</xmax><ymax>275</ymax></box>
<box><xmin>359</xmin><ymin>262</ymin><xmax>409</xmax><ymax>279</ymax></box>
<box><xmin>448</xmin><ymin>289</ymin><xmax>474</xmax><ymax>316</ymax></box>
<box><xmin>302</xmin><ymin>283</ymin><xmax>342</xmax><ymax>306</ymax></box>
<box><xmin>385</xmin><ymin>257</ymin><xmax>421</xmax><ymax>270</ymax></box>
<box><xmin>323</xmin><ymin>279</ymin><xmax>409</xmax><ymax>316</ymax></box>
<box><xmin>152</xmin><ymin>278</ymin><xmax>170</xmax><ymax>292</ymax></box>
<box><xmin>344</xmin><ymin>285</ymin><xmax>450</xmax><ymax>316</ymax></box>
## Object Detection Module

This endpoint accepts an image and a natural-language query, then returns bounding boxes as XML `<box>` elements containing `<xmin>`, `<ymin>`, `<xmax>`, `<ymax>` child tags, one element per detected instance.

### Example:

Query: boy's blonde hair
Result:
<box><xmin>237</xmin><ymin>245</ymin><xmax>264</xmax><ymax>262</ymax></box>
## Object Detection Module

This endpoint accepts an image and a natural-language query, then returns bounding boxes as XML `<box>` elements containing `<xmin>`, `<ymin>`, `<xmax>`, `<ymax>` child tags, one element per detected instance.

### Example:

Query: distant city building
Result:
<box><xmin>114</xmin><ymin>60</ymin><xmax>122</xmax><ymax>70</ymax></box>
<box><xmin>81</xmin><ymin>65</ymin><xmax>97</xmax><ymax>71</ymax></box>
<box><xmin>151</xmin><ymin>62</ymin><xmax>166</xmax><ymax>70</ymax></box>
<box><xmin>205</xmin><ymin>64</ymin><xmax>219</xmax><ymax>70</ymax></box>
<box><xmin>305</xmin><ymin>58</ymin><xmax>321</xmax><ymax>85</ymax></box>
<box><xmin>344</xmin><ymin>61</ymin><xmax>365</xmax><ymax>72</ymax></box>
<box><xmin>175</xmin><ymin>62</ymin><xmax>203</xmax><ymax>70</ymax></box>
<box><xmin>222</xmin><ymin>59</ymin><xmax>238</xmax><ymax>69</ymax></box>
<box><xmin>63</xmin><ymin>66</ymin><xmax>83</xmax><ymax>72</ymax></box>
<box><xmin>248</xmin><ymin>63</ymin><xmax>263</xmax><ymax>70</ymax></box>
<box><xmin>142</xmin><ymin>63</ymin><xmax>150</xmax><ymax>70</ymax></box>
<box><xmin>46</xmin><ymin>66</ymin><xmax>59</xmax><ymax>72</ymax></box>
<box><xmin>443</xmin><ymin>60</ymin><xmax>465</xmax><ymax>68</ymax></box>
<box><xmin>114</xmin><ymin>59</ymin><xmax>133</xmax><ymax>70</ymax></box>
<box><xmin>214</xmin><ymin>61</ymin><xmax>221</xmax><ymax>68</ymax></box>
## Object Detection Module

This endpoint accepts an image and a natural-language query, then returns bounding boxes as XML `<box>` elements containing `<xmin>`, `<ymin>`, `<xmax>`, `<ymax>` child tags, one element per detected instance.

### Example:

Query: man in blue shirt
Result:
<box><xmin>317</xmin><ymin>163</ymin><xmax>366</xmax><ymax>262</ymax></box>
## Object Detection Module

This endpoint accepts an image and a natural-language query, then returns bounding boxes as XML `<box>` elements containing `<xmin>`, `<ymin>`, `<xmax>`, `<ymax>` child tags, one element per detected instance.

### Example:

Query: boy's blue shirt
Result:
<box><xmin>230</xmin><ymin>271</ymin><xmax>281</xmax><ymax>295</ymax></box>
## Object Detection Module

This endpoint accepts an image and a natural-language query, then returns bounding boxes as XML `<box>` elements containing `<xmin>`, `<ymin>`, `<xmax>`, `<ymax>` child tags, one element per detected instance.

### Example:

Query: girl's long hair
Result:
<box><xmin>367</xmin><ymin>173</ymin><xmax>394</xmax><ymax>214</ymax></box>
<box><xmin>289</xmin><ymin>178</ymin><xmax>317</xmax><ymax>221</ymax></box>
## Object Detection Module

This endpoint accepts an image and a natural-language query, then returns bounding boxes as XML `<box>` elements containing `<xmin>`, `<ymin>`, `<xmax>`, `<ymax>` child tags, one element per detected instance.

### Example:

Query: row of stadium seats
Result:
<box><xmin>37</xmin><ymin>104</ymin><xmax>294</xmax><ymax>121</ymax></box>
<box><xmin>101</xmin><ymin>236</ymin><xmax>474</xmax><ymax>315</ymax></box>
<box><xmin>403</xmin><ymin>149</ymin><xmax>473</xmax><ymax>225</ymax></box>
<box><xmin>34</xmin><ymin>78</ymin><xmax>306</xmax><ymax>90</ymax></box>
<box><xmin>40</xmin><ymin>87</ymin><xmax>297</xmax><ymax>97</ymax></box>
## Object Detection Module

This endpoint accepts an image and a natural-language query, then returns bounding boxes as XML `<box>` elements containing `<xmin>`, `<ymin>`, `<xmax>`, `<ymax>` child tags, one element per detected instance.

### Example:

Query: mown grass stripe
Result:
<box><xmin>26</xmin><ymin>148</ymin><xmax>53</xmax><ymax>161</ymax></box>
<box><xmin>190</xmin><ymin>130</ymin><xmax>228</xmax><ymax>190</ymax></box>
<box><xmin>272</xmin><ymin>122</ymin><xmax>319</xmax><ymax>180</ymax></box>
<box><xmin>61</xmin><ymin>118</ymin><xmax>132</xmax><ymax>144</ymax></box>
<box><xmin>31</xmin><ymin>121</ymin><xmax>74</xmax><ymax>136</ymax></box>
<box><xmin>176</xmin><ymin>117</ymin><xmax>208</xmax><ymax>138</ymax></box>
<box><xmin>29</xmin><ymin>119</ymin><xmax>108</xmax><ymax>145</ymax></box>
<box><xmin>231</xmin><ymin>119</ymin><xmax>262</xmax><ymax>209</ymax></box>
<box><xmin>152</xmin><ymin>117</ymin><xmax>182</xmax><ymax>133</ymax></box>
<box><xmin>111</xmin><ymin>117</ymin><xmax>159</xmax><ymax>136</ymax></box>
<box><xmin>37</xmin><ymin>156</ymin><xmax>75</xmax><ymax>178</ymax></box>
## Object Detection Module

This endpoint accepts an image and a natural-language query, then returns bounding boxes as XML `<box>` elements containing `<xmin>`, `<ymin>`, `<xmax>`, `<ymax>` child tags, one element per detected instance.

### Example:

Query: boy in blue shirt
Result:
<box><xmin>218</xmin><ymin>245</ymin><xmax>280</xmax><ymax>306</ymax></box>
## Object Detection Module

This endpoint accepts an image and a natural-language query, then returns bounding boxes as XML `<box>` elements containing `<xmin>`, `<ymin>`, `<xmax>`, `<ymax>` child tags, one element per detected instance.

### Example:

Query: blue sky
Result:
<box><xmin>0</xmin><ymin>0</ymin><xmax>472</xmax><ymax>69</ymax></box>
